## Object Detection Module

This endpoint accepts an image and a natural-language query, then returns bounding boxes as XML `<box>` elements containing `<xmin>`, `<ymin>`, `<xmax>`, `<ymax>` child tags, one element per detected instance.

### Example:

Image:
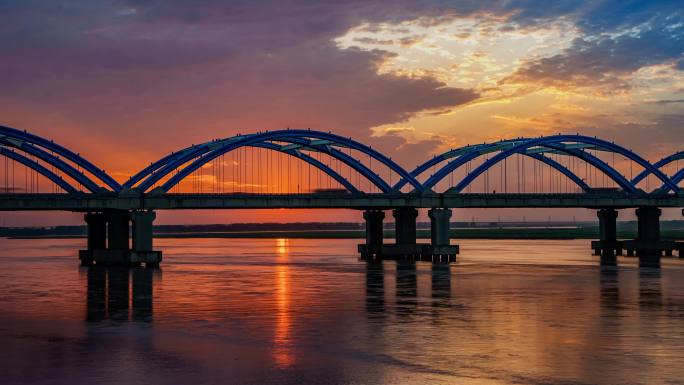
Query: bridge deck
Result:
<box><xmin>1</xmin><ymin>193</ymin><xmax>683</xmax><ymax>211</ymax></box>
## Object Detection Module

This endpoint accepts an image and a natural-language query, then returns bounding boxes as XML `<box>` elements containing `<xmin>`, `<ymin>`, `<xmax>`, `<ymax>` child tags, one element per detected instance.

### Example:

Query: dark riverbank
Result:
<box><xmin>5</xmin><ymin>223</ymin><xmax>684</xmax><ymax>240</ymax></box>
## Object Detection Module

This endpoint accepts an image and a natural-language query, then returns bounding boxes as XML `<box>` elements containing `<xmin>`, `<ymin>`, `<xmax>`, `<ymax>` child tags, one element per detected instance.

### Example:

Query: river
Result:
<box><xmin>1</xmin><ymin>238</ymin><xmax>683</xmax><ymax>385</ymax></box>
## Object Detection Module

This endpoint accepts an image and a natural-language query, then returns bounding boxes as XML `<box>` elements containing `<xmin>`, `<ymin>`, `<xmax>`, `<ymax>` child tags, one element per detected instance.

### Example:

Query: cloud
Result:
<box><xmin>0</xmin><ymin>0</ymin><xmax>478</xmax><ymax>170</ymax></box>
<box><xmin>503</xmin><ymin>13</ymin><xmax>684</xmax><ymax>92</ymax></box>
<box><xmin>652</xmin><ymin>99</ymin><xmax>684</xmax><ymax>104</ymax></box>
<box><xmin>577</xmin><ymin>114</ymin><xmax>684</xmax><ymax>158</ymax></box>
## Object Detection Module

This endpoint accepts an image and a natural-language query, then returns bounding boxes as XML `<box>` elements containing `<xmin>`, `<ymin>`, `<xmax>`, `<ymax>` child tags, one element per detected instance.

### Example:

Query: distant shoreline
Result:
<box><xmin>4</xmin><ymin>221</ymin><xmax>684</xmax><ymax>240</ymax></box>
<box><xmin>6</xmin><ymin>228</ymin><xmax>684</xmax><ymax>240</ymax></box>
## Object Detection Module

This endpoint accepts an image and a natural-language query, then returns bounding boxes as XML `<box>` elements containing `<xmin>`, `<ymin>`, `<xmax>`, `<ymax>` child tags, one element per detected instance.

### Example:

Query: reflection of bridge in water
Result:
<box><xmin>2</xmin><ymin>124</ymin><xmax>684</xmax><ymax>268</ymax></box>
<box><xmin>86</xmin><ymin>267</ymin><xmax>155</xmax><ymax>322</ymax></box>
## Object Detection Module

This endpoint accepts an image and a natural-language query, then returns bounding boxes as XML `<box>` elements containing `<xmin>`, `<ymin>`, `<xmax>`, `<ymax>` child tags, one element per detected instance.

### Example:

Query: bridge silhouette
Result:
<box><xmin>1</xmin><ymin>124</ymin><xmax>683</xmax><ymax>268</ymax></box>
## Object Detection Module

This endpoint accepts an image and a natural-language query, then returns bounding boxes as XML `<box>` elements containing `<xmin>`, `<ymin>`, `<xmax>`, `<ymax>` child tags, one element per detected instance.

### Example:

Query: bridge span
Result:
<box><xmin>1</xmin><ymin>192</ymin><xmax>684</xmax><ymax>210</ymax></box>
<box><xmin>2</xmin><ymin>124</ymin><xmax>684</xmax><ymax>268</ymax></box>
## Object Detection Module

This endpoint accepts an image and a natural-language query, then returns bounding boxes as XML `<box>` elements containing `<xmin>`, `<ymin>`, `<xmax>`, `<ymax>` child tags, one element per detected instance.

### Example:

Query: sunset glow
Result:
<box><xmin>1</xmin><ymin>1</ymin><xmax>683</xmax><ymax>224</ymax></box>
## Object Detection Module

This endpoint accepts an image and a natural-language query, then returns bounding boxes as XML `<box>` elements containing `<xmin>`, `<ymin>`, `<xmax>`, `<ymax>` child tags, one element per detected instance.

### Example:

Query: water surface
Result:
<box><xmin>1</xmin><ymin>238</ymin><xmax>683</xmax><ymax>385</ymax></box>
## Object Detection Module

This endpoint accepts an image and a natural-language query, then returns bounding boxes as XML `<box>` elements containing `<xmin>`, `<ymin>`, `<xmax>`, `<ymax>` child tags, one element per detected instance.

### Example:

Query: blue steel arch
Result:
<box><xmin>0</xmin><ymin>138</ymin><xmax>102</xmax><ymax>192</ymax></box>
<box><xmin>0</xmin><ymin>125</ymin><xmax>120</xmax><ymax>192</ymax></box>
<box><xmin>430</xmin><ymin>135</ymin><xmax>678</xmax><ymax>194</ymax></box>
<box><xmin>0</xmin><ymin>148</ymin><xmax>78</xmax><ymax>194</ymax></box>
<box><xmin>631</xmin><ymin>150</ymin><xmax>684</xmax><ymax>188</ymax></box>
<box><xmin>267</xmin><ymin>137</ymin><xmax>391</xmax><ymax>192</ymax></box>
<box><xmin>669</xmin><ymin>168</ymin><xmax>684</xmax><ymax>187</ymax></box>
<box><xmin>526</xmin><ymin>152</ymin><xmax>592</xmax><ymax>192</ymax></box>
<box><xmin>393</xmin><ymin>139</ymin><xmax>591</xmax><ymax>192</ymax></box>
<box><xmin>126</xmin><ymin>136</ymin><xmax>384</xmax><ymax>193</ymax></box>
<box><xmin>251</xmin><ymin>141</ymin><xmax>359</xmax><ymax>193</ymax></box>
<box><xmin>132</xmin><ymin>130</ymin><xmax>419</xmax><ymax>193</ymax></box>
<box><xmin>393</xmin><ymin>140</ymin><xmax>522</xmax><ymax>191</ymax></box>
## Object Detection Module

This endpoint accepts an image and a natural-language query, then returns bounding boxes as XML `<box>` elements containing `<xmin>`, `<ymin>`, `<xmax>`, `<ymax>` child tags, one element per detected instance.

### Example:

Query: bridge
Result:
<box><xmin>2</xmin><ymin>124</ymin><xmax>684</xmax><ymax>268</ymax></box>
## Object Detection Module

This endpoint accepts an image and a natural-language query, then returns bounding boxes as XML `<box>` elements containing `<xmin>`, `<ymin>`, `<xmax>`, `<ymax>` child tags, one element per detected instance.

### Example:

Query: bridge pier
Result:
<box><xmin>131</xmin><ymin>210</ymin><xmax>162</xmax><ymax>267</ymax></box>
<box><xmin>394</xmin><ymin>207</ymin><xmax>418</xmax><ymax>245</ymax></box>
<box><xmin>107</xmin><ymin>210</ymin><xmax>130</xmax><ymax>251</ymax></box>
<box><xmin>360</xmin><ymin>208</ymin><xmax>423</xmax><ymax>260</ymax></box>
<box><xmin>84</xmin><ymin>212</ymin><xmax>107</xmax><ymax>255</ymax></box>
<box><xmin>359</xmin><ymin>210</ymin><xmax>385</xmax><ymax>260</ymax></box>
<box><xmin>359</xmin><ymin>207</ymin><xmax>457</xmax><ymax>262</ymax></box>
<box><xmin>382</xmin><ymin>207</ymin><xmax>424</xmax><ymax>258</ymax></box>
<box><xmin>80</xmin><ymin>210</ymin><xmax>161</xmax><ymax>267</ymax></box>
<box><xmin>591</xmin><ymin>209</ymin><xmax>621</xmax><ymax>266</ymax></box>
<box><xmin>633</xmin><ymin>207</ymin><xmax>662</xmax><ymax>268</ymax></box>
<box><xmin>427</xmin><ymin>208</ymin><xmax>459</xmax><ymax>262</ymax></box>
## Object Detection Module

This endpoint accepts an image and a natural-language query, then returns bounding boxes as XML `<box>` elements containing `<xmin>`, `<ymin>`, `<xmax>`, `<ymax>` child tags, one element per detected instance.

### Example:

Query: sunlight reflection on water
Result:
<box><xmin>1</xmin><ymin>237</ymin><xmax>683</xmax><ymax>385</ymax></box>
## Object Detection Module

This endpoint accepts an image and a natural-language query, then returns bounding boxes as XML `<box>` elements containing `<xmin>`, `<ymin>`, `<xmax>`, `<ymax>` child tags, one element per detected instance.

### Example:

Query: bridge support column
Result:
<box><xmin>429</xmin><ymin>209</ymin><xmax>451</xmax><ymax>246</ymax></box>
<box><xmin>131</xmin><ymin>210</ymin><xmax>155</xmax><ymax>252</ymax></box>
<box><xmin>80</xmin><ymin>210</ymin><xmax>129</xmax><ymax>266</ymax></box>
<box><xmin>595</xmin><ymin>208</ymin><xmax>620</xmax><ymax>266</ymax></box>
<box><xmin>359</xmin><ymin>210</ymin><xmax>385</xmax><ymax>260</ymax></box>
<box><xmin>428</xmin><ymin>208</ymin><xmax>459</xmax><ymax>262</ymax></box>
<box><xmin>85</xmin><ymin>212</ymin><xmax>107</xmax><ymax>250</ymax></box>
<box><xmin>131</xmin><ymin>210</ymin><xmax>162</xmax><ymax>267</ymax></box>
<box><xmin>80</xmin><ymin>209</ymin><xmax>161</xmax><ymax>267</ymax></box>
<box><xmin>107</xmin><ymin>210</ymin><xmax>130</xmax><ymax>251</ymax></box>
<box><xmin>635</xmin><ymin>207</ymin><xmax>662</xmax><ymax>268</ymax></box>
<box><xmin>394</xmin><ymin>207</ymin><xmax>418</xmax><ymax>245</ymax></box>
<box><xmin>81</xmin><ymin>213</ymin><xmax>107</xmax><ymax>266</ymax></box>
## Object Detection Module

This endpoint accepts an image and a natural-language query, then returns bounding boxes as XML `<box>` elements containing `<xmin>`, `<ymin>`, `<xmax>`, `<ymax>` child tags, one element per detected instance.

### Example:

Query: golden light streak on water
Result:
<box><xmin>273</xmin><ymin>238</ymin><xmax>294</xmax><ymax>368</ymax></box>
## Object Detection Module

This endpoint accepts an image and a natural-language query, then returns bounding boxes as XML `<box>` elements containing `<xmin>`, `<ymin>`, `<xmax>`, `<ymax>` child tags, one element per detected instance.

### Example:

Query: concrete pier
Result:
<box><xmin>426</xmin><ymin>208</ymin><xmax>458</xmax><ymax>262</ymax></box>
<box><xmin>592</xmin><ymin>208</ymin><xmax>621</xmax><ymax>266</ymax></box>
<box><xmin>359</xmin><ymin>210</ymin><xmax>385</xmax><ymax>260</ymax></box>
<box><xmin>381</xmin><ymin>208</ymin><xmax>423</xmax><ymax>258</ymax></box>
<box><xmin>131</xmin><ymin>210</ymin><xmax>162</xmax><ymax>267</ymax></box>
<box><xmin>80</xmin><ymin>209</ymin><xmax>161</xmax><ymax>267</ymax></box>
<box><xmin>635</xmin><ymin>207</ymin><xmax>662</xmax><ymax>268</ymax></box>
<box><xmin>84</xmin><ymin>212</ymin><xmax>107</xmax><ymax>253</ymax></box>
<box><xmin>394</xmin><ymin>207</ymin><xmax>418</xmax><ymax>245</ymax></box>
<box><xmin>107</xmin><ymin>209</ymin><xmax>130</xmax><ymax>251</ymax></box>
<box><xmin>359</xmin><ymin>207</ymin><xmax>457</xmax><ymax>262</ymax></box>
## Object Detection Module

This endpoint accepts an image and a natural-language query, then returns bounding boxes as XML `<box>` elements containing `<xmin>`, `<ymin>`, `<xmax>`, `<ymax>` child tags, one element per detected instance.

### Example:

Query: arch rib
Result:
<box><xmin>133</xmin><ymin>136</ymin><xmax>388</xmax><ymax>193</ymax></box>
<box><xmin>0</xmin><ymin>148</ymin><xmax>78</xmax><ymax>194</ymax></box>
<box><xmin>631</xmin><ymin>150</ymin><xmax>684</xmax><ymax>186</ymax></box>
<box><xmin>393</xmin><ymin>139</ymin><xmax>594</xmax><ymax>192</ymax></box>
<box><xmin>0</xmin><ymin>139</ymin><xmax>102</xmax><ymax>192</ymax></box>
<box><xmin>251</xmin><ymin>142</ymin><xmax>359</xmax><ymax>193</ymax></box>
<box><xmin>525</xmin><ymin>152</ymin><xmax>591</xmax><ymax>192</ymax></box>
<box><xmin>136</xmin><ymin>130</ymin><xmax>418</xmax><ymax>193</ymax></box>
<box><xmin>443</xmin><ymin>136</ymin><xmax>677</xmax><ymax>194</ymax></box>
<box><xmin>0</xmin><ymin>125</ymin><xmax>120</xmax><ymax>192</ymax></box>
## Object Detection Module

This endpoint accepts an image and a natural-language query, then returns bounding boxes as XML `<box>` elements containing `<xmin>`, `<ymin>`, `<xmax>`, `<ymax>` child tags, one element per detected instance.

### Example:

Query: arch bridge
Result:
<box><xmin>1</xmin><ymin>124</ymin><xmax>684</xmax><ymax>268</ymax></box>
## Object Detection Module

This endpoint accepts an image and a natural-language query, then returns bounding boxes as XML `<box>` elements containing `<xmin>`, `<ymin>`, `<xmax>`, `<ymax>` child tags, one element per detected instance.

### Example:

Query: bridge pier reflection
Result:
<box><xmin>365</xmin><ymin>260</ymin><xmax>452</xmax><ymax>318</ymax></box>
<box><xmin>365</xmin><ymin>261</ymin><xmax>385</xmax><ymax>316</ymax></box>
<box><xmin>85</xmin><ymin>266</ymin><xmax>155</xmax><ymax>322</ymax></box>
<box><xmin>80</xmin><ymin>209</ymin><xmax>161</xmax><ymax>267</ymax></box>
<box><xmin>431</xmin><ymin>262</ymin><xmax>451</xmax><ymax>302</ymax></box>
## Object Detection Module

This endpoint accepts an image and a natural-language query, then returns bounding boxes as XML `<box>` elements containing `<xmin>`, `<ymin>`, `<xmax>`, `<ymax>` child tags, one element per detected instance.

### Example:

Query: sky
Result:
<box><xmin>1</xmin><ymin>0</ymin><xmax>683</xmax><ymax>225</ymax></box>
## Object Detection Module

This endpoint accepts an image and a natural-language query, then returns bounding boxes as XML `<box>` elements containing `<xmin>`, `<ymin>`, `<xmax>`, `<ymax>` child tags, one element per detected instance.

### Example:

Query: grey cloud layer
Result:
<box><xmin>0</xmin><ymin>0</ymin><xmax>682</xmax><ymax>161</ymax></box>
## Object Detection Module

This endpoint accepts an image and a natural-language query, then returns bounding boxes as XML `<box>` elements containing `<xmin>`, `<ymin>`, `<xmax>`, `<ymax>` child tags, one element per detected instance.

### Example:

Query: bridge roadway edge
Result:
<box><xmin>1</xmin><ymin>193</ymin><xmax>684</xmax><ymax>211</ymax></box>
